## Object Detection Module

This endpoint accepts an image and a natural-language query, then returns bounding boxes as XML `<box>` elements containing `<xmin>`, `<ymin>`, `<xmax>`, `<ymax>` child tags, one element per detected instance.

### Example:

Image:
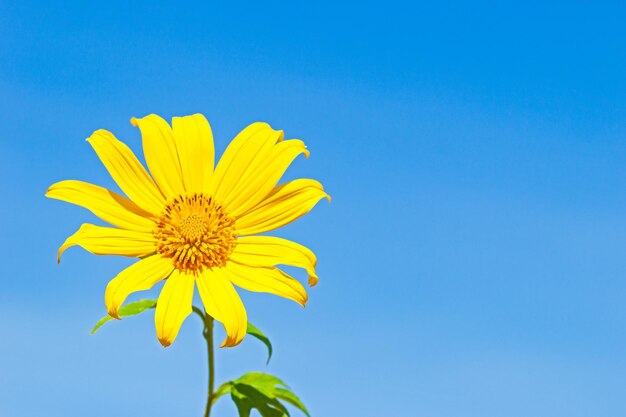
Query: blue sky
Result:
<box><xmin>1</xmin><ymin>1</ymin><xmax>626</xmax><ymax>416</ymax></box>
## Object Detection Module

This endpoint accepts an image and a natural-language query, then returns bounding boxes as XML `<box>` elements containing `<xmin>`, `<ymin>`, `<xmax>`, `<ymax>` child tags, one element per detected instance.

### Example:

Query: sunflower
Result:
<box><xmin>46</xmin><ymin>114</ymin><xmax>328</xmax><ymax>347</ymax></box>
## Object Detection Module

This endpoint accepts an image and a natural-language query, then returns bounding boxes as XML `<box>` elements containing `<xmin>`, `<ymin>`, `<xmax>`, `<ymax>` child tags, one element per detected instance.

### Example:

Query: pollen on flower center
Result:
<box><xmin>180</xmin><ymin>214</ymin><xmax>208</xmax><ymax>240</ymax></box>
<box><xmin>154</xmin><ymin>194</ymin><xmax>237</xmax><ymax>273</ymax></box>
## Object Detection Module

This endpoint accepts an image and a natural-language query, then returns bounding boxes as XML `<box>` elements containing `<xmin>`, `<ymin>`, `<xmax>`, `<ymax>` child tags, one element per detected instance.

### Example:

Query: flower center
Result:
<box><xmin>155</xmin><ymin>194</ymin><xmax>237</xmax><ymax>273</ymax></box>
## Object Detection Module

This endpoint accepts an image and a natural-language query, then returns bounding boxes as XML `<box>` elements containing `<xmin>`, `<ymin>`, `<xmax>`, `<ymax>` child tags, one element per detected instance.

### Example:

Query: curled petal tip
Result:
<box><xmin>325</xmin><ymin>193</ymin><xmax>332</xmax><ymax>203</ymax></box>
<box><xmin>220</xmin><ymin>335</ymin><xmax>244</xmax><ymax>348</ymax></box>
<box><xmin>56</xmin><ymin>246</ymin><xmax>67</xmax><ymax>264</ymax></box>
<box><xmin>308</xmin><ymin>276</ymin><xmax>319</xmax><ymax>287</ymax></box>
<box><xmin>158</xmin><ymin>338</ymin><xmax>172</xmax><ymax>348</ymax></box>
<box><xmin>130</xmin><ymin>117</ymin><xmax>139</xmax><ymax>127</ymax></box>
<box><xmin>108</xmin><ymin>311</ymin><xmax>121</xmax><ymax>320</ymax></box>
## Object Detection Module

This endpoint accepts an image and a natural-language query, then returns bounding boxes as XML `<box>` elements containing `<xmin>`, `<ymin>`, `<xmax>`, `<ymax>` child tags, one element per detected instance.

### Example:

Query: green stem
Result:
<box><xmin>201</xmin><ymin>310</ymin><xmax>215</xmax><ymax>417</ymax></box>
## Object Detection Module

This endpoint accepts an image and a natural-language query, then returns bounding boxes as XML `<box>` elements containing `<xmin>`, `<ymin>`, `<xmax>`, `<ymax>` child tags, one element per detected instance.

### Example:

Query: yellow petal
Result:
<box><xmin>172</xmin><ymin>114</ymin><xmax>214</xmax><ymax>194</ymax></box>
<box><xmin>131</xmin><ymin>114</ymin><xmax>185</xmax><ymax>198</ymax></box>
<box><xmin>210</xmin><ymin>122</ymin><xmax>282</xmax><ymax>203</ymax></box>
<box><xmin>87</xmin><ymin>129</ymin><xmax>165</xmax><ymax>213</ymax></box>
<box><xmin>46</xmin><ymin>180</ymin><xmax>156</xmax><ymax>231</ymax></box>
<box><xmin>154</xmin><ymin>269</ymin><xmax>195</xmax><ymax>347</ymax></box>
<box><xmin>226</xmin><ymin>262</ymin><xmax>308</xmax><ymax>307</ymax></box>
<box><xmin>104</xmin><ymin>255</ymin><xmax>174</xmax><ymax>319</ymax></box>
<box><xmin>196</xmin><ymin>268</ymin><xmax>247</xmax><ymax>347</ymax></box>
<box><xmin>230</xmin><ymin>236</ymin><xmax>319</xmax><ymax>286</ymax></box>
<box><xmin>58</xmin><ymin>223</ymin><xmax>157</xmax><ymax>263</ymax></box>
<box><xmin>225</xmin><ymin>139</ymin><xmax>309</xmax><ymax>217</ymax></box>
<box><xmin>235</xmin><ymin>179</ymin><xmax>329</xmax><ymax>235</ymax></box>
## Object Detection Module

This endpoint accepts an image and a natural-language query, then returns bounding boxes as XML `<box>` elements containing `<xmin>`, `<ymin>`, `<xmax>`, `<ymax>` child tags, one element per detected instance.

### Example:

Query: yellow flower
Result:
<box><xmin>46</xmin><ymin>114</ymin><xmax>328</xmax><ymax>347</ymax></box>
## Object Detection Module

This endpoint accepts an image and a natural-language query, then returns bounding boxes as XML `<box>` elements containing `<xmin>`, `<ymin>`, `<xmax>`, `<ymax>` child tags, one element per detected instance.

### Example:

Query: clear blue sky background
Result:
<box><xmin>1</xmin><ymin>1</ymin><xmax>626</xmax><ymax>416</ymax></box>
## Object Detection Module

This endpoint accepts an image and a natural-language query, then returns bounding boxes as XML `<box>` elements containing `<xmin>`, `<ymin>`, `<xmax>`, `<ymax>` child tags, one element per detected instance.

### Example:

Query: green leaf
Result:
<box><xmin>275</xmin><ymin>388</ymin><xmax>310</xmax><ymax>417</ymax></box>
<box><xmin>212</xmin><ymin>382</ymin><xmax>233</xmax><ymax>404</ymax></box>
<box><xmin>232</xmin><ymin>384</ymin><xmax>288</xmax><ymax>417</ymax></box>
<box><xmin>247</xmin><ymin>322</ymin><xmax>273</xmax><ymax>364</ymax></box>
<box><xmin>214</xmin><ymin>372</ymin><xmax>310</xmax><ymax>417</ymax></box>
<box><xmin>90</xmin><ymin>299</ymin><xmax>157</xmax><ymax>334</ymax></box>
<box><xmin>234</xmin><ymin>372</ymin><xmax>287</xmax><ymax>396</ymax></box>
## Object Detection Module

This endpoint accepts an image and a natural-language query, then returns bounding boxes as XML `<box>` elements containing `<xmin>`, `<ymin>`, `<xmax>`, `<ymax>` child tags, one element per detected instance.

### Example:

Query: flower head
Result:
<box><xmin>47</xmin><ymin>114</ymin><xmax>328</xmax><ymax>347</ymax></box>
